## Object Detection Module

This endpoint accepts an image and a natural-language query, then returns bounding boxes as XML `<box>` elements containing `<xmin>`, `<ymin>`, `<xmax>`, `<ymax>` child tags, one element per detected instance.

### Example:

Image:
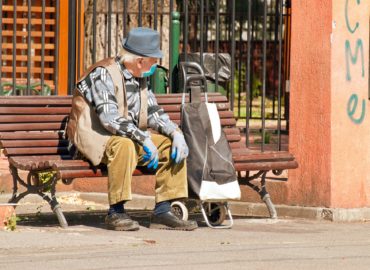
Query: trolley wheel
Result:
<box><xmin>203</xmin><ymin>202</ymin><xmax>227</xmax><ymax>226</ymax></box>
<box><xmin>171</xmin><ymin>201</ymin><xmax>188</xmax><ymax>221</ymax></box>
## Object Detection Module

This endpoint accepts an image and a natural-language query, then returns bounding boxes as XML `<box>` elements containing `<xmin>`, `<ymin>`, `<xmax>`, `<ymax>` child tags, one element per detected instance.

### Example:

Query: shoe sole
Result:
<box><xmin>149</xmin><ymin>223</ymin><xmax>198</xmax><ymax>231</ymax></box>
<box><xmin>106</xmin><ymin>222</ymin><xmax>140</xmax><ymax>231</ymax></box>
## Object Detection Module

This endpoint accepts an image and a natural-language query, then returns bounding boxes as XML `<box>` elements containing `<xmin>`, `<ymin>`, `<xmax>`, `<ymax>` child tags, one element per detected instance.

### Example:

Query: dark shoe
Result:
<box><xmin>105</xmin><ymin>212</ymin><xmax>140</xmax><ymax>231</ymax></box>
<box><xmin>150</xmin><ymin>211</ymin><xmax>198</xmax><ymax>231</ymax></box>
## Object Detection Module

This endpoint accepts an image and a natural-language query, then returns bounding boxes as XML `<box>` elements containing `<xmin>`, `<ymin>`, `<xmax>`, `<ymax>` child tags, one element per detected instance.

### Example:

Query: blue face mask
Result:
<box><xmin>141</xmin><ymin>63</ymin><xmax>157</xmax><ymax>77</ymax></box>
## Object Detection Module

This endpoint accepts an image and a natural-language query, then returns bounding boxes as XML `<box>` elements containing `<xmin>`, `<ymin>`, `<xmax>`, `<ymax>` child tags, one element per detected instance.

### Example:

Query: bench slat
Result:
<box><xmin>0</xmin><ymin>97</ymin><xmax>72</xmax><ymax>105</ymax></box>
<box><xmin>167</xmin><ymin>110</ymin><xmax>234</xmax><ymax>121</ymax></box>
<box><xmin>56</xmin><ymin>168</ymin><xmax>147</xmax><ymax>179</ymax></box>
<box><xmin>57</xmin><ymin>168</ymin><xmax>107</xmax><ymax>179</ymax></box>
<box><xmin>232</xmin><ymin>151</ymin><xmax>294</xmax><ymax>161</ymax></box>
<box><xmin>51</xmin><ymin>160</ymin><xmax>93</xmax><ymax>170</ymax></box>
<box><xmin>0</xmin><ymin>123</ymin><xmax>66</xmax><ymax>132</ymax></box>
<box><xmin>234</xmin><ymin>160</ymin><xmax>298</xmax><ymax>171</ymax></box>
<box><xmin>4</xmin><ymin>147</ymin><xmax>69</xmax><ymax>156</ymax></box>
<box><xmin>1</xmin><ymin>139</ymin><xmax>68</xmax><ymax>148</ymax></box>
<box><xmin>155</xmin><ymin>95</ymin><xmax>228</xmax><ymax>104</ymax></box>
<box><xmin>0</xmin><ymin>131</ymin><xmax>63</xmax><ymax>140</ymax></box>
<box><xmin>0</xmin><ymin>107</ymin><xmax>71</xmax><ymax>115</ymax></box>
<box><xmin>0</xmin><ymin>94</ymin><xmax>224</xmax><ymax>106</ymax></box>
<box><xmin>171</xmin><ymin>118</ymin><xmax>236</xmax><ymax>127</ymax></box>
<box><xmin>9</xmin><ymin>155</ymin><xmax>73</xmax><ymax>170</ymax></box>
<box><xmin>0</xmin><ymin>115</ymin><xmax>68</xmax><ymax>123</ymax></box>
<box><xmin>161</xmin><ymin>103</ymin><xmax>229</xmax><ymax>112</ymax></box>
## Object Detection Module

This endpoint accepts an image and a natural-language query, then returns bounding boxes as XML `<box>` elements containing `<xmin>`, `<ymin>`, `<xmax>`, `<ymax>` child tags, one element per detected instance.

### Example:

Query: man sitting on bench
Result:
<box><xmin>67</xmin><ymin>27</ymin><xmax>197</xmax><ymax>231</ymax></box>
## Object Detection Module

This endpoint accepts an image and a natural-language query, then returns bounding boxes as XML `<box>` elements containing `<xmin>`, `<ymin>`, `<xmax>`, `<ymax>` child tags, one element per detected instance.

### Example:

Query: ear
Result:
<box><xmin>136</xmin><ymin>57</ymin><xmax>144</xmax><ymax>69</ymax></box>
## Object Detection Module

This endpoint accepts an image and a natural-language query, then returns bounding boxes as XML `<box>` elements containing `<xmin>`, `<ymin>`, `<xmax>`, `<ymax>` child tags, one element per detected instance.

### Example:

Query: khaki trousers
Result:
<box><xmin>103</xmin><ymin>134</ymin><xmax>188</xmax><ymax>205</ymax></box>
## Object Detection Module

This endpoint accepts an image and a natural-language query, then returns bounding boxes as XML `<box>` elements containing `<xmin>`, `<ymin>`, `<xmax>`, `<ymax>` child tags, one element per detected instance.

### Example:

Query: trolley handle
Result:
<box><xmin>179</xmin><ymin>62</ymin><xmax>208</xmax><ymax>104</ymax></box>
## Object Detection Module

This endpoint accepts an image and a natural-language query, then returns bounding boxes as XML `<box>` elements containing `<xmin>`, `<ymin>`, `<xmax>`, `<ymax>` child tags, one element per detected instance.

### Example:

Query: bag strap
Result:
<box><xmin>190</xmin><ymin>86</ymin><xmax>202</xmax><ymax>104</ymax></box>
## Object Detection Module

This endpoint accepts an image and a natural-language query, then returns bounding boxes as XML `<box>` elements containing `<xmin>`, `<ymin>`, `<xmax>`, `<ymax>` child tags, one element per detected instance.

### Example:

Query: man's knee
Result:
<box><xmin>107</xmin><ymin>136</ymin><xmax>137</xmax><ymax>159</ymax></box>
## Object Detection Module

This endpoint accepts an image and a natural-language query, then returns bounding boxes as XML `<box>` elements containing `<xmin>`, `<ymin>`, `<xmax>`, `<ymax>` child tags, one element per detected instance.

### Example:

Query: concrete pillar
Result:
<box><xmin>289</xmin><ymin>0</ymin><xmax>370</xmax><ymax>208</ymax></box>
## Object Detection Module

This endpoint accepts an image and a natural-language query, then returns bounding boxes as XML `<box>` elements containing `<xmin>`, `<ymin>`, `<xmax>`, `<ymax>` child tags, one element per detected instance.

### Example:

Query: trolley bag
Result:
<box><xmin>179</xmin><ymin>62</ymin><xmax>241</xmax><ymax>202</ymax></box>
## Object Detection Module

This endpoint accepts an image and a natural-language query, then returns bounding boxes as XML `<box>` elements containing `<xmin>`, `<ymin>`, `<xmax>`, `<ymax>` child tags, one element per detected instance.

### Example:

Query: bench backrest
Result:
<box><xmin>0</xmin><ymin>94</ymin><xmax>242</xmax><ymax>161</ymax></box>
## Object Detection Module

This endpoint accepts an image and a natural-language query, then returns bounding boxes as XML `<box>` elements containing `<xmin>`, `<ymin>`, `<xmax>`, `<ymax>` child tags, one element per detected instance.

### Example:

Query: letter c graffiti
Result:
<box><xmin>345</xmin><ymin>0</ymin><xmax>361</xmax><ymax>34</ymax></box>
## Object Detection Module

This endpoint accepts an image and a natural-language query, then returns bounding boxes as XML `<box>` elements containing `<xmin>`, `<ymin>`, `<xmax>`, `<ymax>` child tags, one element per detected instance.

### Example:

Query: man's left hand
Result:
<box><xmin>171</xmin><ymin>131</ymin><xmax>189</xmax><ymax>164</ymax></box>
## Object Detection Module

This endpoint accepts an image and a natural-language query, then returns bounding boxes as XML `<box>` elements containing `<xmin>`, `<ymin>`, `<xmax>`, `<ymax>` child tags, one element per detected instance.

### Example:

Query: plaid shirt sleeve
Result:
<box><xmin>76</xmin><ymin>67</ymin><xmax>149</xmax><ymax>144</ymax></box>
<box><xmin>147</xmin><ymin>89</ymin><xmax>178</xmax><ymax>137</ymax></box>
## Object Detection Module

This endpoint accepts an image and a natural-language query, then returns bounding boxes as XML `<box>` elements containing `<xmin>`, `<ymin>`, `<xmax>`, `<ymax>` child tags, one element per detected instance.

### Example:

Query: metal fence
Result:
<box><xmin>76</xmin><ymin>0</ymin><xmax>291</xmax><ymax>151</ymax></box>
<box><xmin>0</xmin><ymin>0</ymin><xmax>291</xmax><ymax>151</ymax></box>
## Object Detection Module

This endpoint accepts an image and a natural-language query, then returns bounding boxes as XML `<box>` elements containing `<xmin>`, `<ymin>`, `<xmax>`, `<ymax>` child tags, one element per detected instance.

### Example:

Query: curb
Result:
<box><xmin>2</xmin><ymin>192</ymin><xmax>370</xmax><ymax>222</ymax></box>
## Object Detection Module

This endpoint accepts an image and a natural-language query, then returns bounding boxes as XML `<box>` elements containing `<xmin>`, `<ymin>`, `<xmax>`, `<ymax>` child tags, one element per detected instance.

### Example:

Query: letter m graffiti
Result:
<box><xmin>345</xmin><ymin>39</ymin><xmax>365</xmax><ymax>81</ymax></box>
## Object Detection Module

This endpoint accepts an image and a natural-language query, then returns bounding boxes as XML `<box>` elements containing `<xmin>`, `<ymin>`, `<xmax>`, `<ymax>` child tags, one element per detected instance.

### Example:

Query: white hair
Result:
<box><xmin>118</xmin><ymin>49</ymin><xmax>141</xmax><ymax>63</ymax></box>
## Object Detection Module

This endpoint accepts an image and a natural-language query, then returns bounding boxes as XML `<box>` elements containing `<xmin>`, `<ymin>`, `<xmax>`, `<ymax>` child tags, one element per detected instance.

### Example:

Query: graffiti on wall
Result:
<box><xmin>345</xmin><ymin>0</ymin><xmax>366</xmax><ymax>124</ymax></box>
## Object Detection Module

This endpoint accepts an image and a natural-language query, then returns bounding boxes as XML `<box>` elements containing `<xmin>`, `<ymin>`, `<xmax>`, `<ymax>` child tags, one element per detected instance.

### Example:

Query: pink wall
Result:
<box><xmin>289</xmin><ymin>0</ymin><xmax>370</xmax><ymax>208</ymax></box>
<box><xmin>330</xmin><ymin>0</ymin><xmax>370</xmax><ymax>207</ymax></box>
<box><xmin>289</xmin><ymin>0</ymin><xmax>333</xmax><ymax>207</ymax></box>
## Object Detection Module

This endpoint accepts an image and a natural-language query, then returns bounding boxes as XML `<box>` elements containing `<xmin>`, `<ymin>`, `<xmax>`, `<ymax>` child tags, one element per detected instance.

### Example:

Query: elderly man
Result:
<box><xmin>67</xmin><ymin>27</ymin><xmax>197</xmax><ymax>231</ymax></box>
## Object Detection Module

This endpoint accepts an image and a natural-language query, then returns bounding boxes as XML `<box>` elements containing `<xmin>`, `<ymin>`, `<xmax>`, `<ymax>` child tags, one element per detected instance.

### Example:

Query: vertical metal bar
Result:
<box><xmin>0</xmin><ymin>0</ymin><xmax>2</xmax><ymax>91</ymax></box>
<box><xmin>237</xmin><ymin>15</ymin><xmax>242</xmax><ymax>117</ymax></box>
<box><xmin>160</xmin><ymin>0</ymin><xmax>164</xmax><ymax>66</ymax></box>
<box><xmin>169</xmin><ymin>0</ymin><xmax>173</xmax><ymax>93</ymax></box>
<box><xmin>123</xmin><ymin>0</ymin><xmax>127</xmax><ymax>36</ymax></box>
<box><xmin>138</xmin><ymin>0</ymin><xmax>142</xmax><ymax>27</ymax></box>
<box><xmin>55</xmin><ymin>0</ymin><xmax>60</xmax><ymax>95</ymax></box>
<box><xmin>230</xmin><ymin>0</ymin><xmax>236</xmax><ymax>113</ymax></box>
<box><xmin>200</xmin><ymin>0</ymin><xmax>204</xmax><ymax>68</ymax></box>
<box><xmin>26</xmin><ymin>0</ymin><xmax>32</xmax><ymax>95</ymax></box>
<box><xmin>154</xmin><ymin>0</ymin><xmax>158</xmax><ymax>30</ymax></box>
<box><xmin>116</xmin><ymin>0</ymin><xmax>119</xmax><ymax>55</ymax></box>
<box><xmin>92</xmin><ymin>0</ymin><xmax>97</xmax><ymax>63</ymax></box>
<box><xmin>249</xmin><ymin>7</ymin><xmax>255</xmax><ymax>120</ymax></box>
<box><xmin>192</xmin><ymin>3</ymin><xmax>197</xmax><ymax>52</ymax></box>
<box><xmin>261</xmin><ymin>0</ymin><xmax>267</xmax><ymax>152</ymax></box>
<box><xmin>183</xmin><ymin>0</ymin><xmax>188</xmax><ymax>61</ymax></box>
<box><xmin>41</xmin><ymin>0</ymin><xmax>46</xmax><ymax>95</ymax></box>
<box><xmin>215</xmin><ymin>0</ymin><xmax>219</xmax><ymax>94</ymax></box>
<box><xmin>77</xmin><ymin>0</ymin><xmax>81</xmax><ymax>78</ymax></box>
<box><xmin>277</xmin><ymin>0</ymin><xmax>284</xmax><ymax>151</ymax></box>
<box><xmin>68</xmin><ymin>0</ymin><xmax>77</xmax><ymax>94</ymax></box>
<box><xmin>245</xmin><ymin>0</ymin><xmax>252</xmax><ymax>148</ymax></box>
<box><xmin>205</xmin><ymin>0</ymin><xmax>209</xmax><ymax>52</ymax></box>
<box><xmin>12</xmin><ymin>0</ymin><xmax>17</xmax><ymax>96</ymax></box>
<box><xmin>272</xmin><ymin>0</ymin><xmax>279</xmax><ymax>119</ymax></box>
<box><xmin>108</xmin><ymin>0</ymin><xmax>112</xmax><ymax>57</ymax></box>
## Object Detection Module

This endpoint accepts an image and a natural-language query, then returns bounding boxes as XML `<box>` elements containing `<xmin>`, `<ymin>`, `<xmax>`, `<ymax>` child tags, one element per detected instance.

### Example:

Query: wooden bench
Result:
<box><xmin>0</xmin><ymin>94</ymin><xmax>298</xmax><ymax>227</ymax></box>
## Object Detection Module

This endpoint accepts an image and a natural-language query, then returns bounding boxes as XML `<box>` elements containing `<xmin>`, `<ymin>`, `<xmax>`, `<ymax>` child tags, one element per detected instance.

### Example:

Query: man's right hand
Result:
<box><xmin>143</xmin><ymin>138</ymin><xmax>159</xmax><ymax>170</ymax></box>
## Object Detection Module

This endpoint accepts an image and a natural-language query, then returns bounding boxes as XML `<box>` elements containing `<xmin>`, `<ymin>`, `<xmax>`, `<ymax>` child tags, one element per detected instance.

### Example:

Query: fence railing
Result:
<box><xmin>77</xmin><ymin>0</ymin><xmax>291</xmax><ymax>151</ymax></box>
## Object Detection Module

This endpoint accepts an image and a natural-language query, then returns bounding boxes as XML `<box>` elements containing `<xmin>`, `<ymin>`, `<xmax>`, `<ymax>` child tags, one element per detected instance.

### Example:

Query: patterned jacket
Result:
<box><xmin>75</xmin><ymin>57</ymin><xmax>178</xmax><ymax>145</ymax></box>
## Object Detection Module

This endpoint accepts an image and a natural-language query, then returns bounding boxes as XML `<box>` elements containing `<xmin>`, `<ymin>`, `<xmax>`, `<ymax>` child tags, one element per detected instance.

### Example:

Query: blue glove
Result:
<box><xmin>171</xmin><ymin>131</ymin><xmax>189</xmax><ymax>164</ymax></box>
<box><xmin>143</xmin><ymin>138</ymin><xmax>159</xmax><ymax>170</ymax></box>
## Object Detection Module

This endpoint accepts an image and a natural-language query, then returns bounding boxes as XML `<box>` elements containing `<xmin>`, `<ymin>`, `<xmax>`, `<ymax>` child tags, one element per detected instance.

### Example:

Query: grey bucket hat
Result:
<box><xmin>122</xmin><ymin>27</ymin><xmax>163</xmax><ymax>58</ymax></box>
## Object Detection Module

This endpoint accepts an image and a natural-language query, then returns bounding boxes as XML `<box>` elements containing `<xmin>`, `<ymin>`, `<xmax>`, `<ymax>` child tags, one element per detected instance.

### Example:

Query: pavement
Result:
<box><xmin>1</xmin><ymin>192</ymin><xmax>370</xmax><ymax>270</ymax></box>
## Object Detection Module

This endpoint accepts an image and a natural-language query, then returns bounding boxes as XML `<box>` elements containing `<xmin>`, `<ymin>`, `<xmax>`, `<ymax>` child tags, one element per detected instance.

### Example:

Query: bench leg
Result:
<box><xmin>260</xmin><ymin>173</ymin><xmax>277</xmax><ymax>219</ymax></box>
<box><xmin>8</xmin><ymin>165</ymin><xmax>69</xmax><ymax>228</ymax></box>
<box><xmin>37</xmin><ymin>189</ymin><xmax>68</xmax><ymax>228</ymax></box>
<box><xmin>8</xmin><ymin>165</ymin><xmax>31</xmax><ymax>204</ymax></box>
<box><xmin>240</xmin><ymin>171</ymin><xmax>278</xmax><ymax>219</ymax></box>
